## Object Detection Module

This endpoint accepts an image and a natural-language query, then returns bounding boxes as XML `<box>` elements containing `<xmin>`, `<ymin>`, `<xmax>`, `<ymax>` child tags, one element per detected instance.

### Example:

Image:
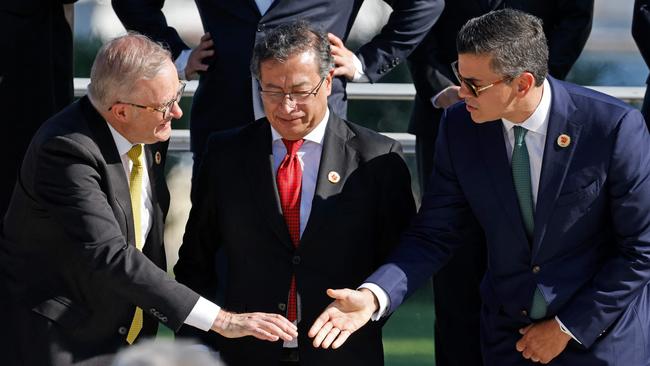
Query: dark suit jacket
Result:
<box><xmin>0</xmin><ymin>0</ymin><xmax>76</xmax><ymax>217</ymax></box>
<box><xmin>368</xmin><ymin>77</ymin><xmax>650</xmax><ymax>365</ymax></box>
<box><xmin>633</xmin><ymin>0</ymin><xmax>650</xmax><ymax>81</ymax></box>
<box><xmin>407</xmin><ymin>0</ymin><xmax>594</xmax><ymax>137</ymax></box>
<box><xmin>0</xmin><ymin>97</ymin><xmax>200</xmax><ymax>366</ymax></box>
<box><xmin>174</xmin><ymin>113</ymin><xmax>415</xmax><ymax>365</ymax></box>
<box><xmin>112</xmin><ymin>0</ymin><xmax>443</xmax><ymax>156</ymax></box>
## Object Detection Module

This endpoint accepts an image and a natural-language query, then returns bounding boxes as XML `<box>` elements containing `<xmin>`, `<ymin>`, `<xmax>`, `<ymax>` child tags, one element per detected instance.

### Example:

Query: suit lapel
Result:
<box><xmin>81</xmin><ymin>97</ymin><xmax>135</xmax><ymax>247</ymax></box>
<box><xmin>301</xmin><ymin>114</ymin><xmax>358</xmax><ymax>245</ymax></box>
<box><xmin>532</xmin><ymin>78</ymin><xmax>582</xmax><ymax>257</ymax></box>
<box><xmin>246</xmin><ymin>120</ymin><xmax>293</xmax><ymax>249</ymax></box>
<box><xmin>477</xmin><ymin>119</ymin><xmax>530</xmax><ymax>247</ymax></box>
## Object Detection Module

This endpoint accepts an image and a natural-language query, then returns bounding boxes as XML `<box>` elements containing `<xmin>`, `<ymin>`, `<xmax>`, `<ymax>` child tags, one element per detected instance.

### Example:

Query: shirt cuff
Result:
<box><xmin>555</xmin><ymin>316</ymin><xmax>582</xmax><ymax>344</ymax></box>
<box><xmin>175</xmin><ymin>49</ymin><xmax>192</xmax><ymax>80</ymax></box>
<box><xmin>358</xmin><ymin>283</ymin><xmax>390</xmax><ymax>321</ymax></box>
<box><xmin>351</xmin><ymin>54</ymin><xmax>369</xmax><ymax>82</ymax></box>
<box><xmin>184</xmin><ymin>296</ymin><xmax>221</xmax><ymax>331</ymax></box>
<box><xmin>430</xmin><ymin>89</ymin><xmax>445</xmax><ymax>109</ymax></box>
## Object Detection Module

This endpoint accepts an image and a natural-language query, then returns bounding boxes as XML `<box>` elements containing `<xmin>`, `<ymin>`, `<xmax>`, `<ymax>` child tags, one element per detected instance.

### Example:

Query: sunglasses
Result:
<box><xmin>451</xmin><ymin>61</ymin><xmax>511</xmax><ymax>97</ymax></box>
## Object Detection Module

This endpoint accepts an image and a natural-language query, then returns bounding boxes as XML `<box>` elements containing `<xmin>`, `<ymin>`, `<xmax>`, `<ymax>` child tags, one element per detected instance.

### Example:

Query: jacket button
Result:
<box><xmin>278</xmin><ymin>303</ymin><xmax>286</xmax><ymax>311</ymax></box>
<box><xmin>521</xmin><ymin>310</ymin><xmax>528</xmax><ymax>317</ymax></box>
<box><xmin>292</xmin><ymin>255</ymin><xmax>301</xmax><ymax>265</ymax></box>
<box><xmin>118</xmin><ymin>326</ymin><xmax>128</xmax><ymax>335</ymax></box>
<box><xmin>532</xmin><ymin>265</ymin><xmax>541</xmax><ymax>274</ymax></box>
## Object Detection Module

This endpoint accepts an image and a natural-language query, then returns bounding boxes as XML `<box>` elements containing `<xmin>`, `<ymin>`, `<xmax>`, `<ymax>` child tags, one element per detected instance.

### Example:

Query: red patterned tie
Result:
<box><xmin>277</xmin><ymin>138</ymin><xmax>304</xmax><ymax>322</ymax></box>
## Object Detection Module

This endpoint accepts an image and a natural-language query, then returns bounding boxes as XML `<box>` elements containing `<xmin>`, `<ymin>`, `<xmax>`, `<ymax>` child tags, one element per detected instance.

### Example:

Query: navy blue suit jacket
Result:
<box><xmin>368</xmin><ymin>77</ymin><xmax>650</xmax><ymax>364</ymax></box>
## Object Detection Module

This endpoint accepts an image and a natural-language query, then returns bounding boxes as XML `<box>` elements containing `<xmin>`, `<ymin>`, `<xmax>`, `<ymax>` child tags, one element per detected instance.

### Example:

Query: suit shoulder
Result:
<box><xmin>344</xmin><ymin>120</ymin><xmax>402</xmax><ymax>156</ymax></box>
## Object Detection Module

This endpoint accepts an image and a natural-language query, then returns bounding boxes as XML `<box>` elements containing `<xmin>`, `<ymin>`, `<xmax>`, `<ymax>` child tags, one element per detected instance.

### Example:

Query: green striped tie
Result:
<box><xmin>511</xmin><ymin>126</ymin><xmax>546</xmax><ymax>319</ymax></box>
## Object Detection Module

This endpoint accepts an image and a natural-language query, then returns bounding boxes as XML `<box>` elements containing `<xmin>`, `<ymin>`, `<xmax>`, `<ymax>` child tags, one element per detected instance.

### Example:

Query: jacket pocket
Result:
<box><xmin>32</xmin><ymin>296</ymin><xmax>88</xmax><ymax>330</ymax></box>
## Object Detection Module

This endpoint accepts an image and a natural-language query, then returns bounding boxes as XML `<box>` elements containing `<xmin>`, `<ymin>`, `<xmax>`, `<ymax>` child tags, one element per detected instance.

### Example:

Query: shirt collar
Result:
<box><xmin>502</xmin><ymin>78</ymin><xmax>551</xmax><ymax>136</ymax></box>
<box><xmin>106</xmin><ymin>122</ymin><xmax>138</xmax><ymax>156</ymax></box>
<box><xmin>270</xmin><ymin>108</ymin><xmax>329</xmax><ymax>145</ymax></box>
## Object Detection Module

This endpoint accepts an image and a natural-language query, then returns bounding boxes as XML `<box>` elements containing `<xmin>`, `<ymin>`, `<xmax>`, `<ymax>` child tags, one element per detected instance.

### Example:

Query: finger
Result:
<box><xmin>199</xmin><ymin>39</ymin><xmax>215</xmax><ymax>49</ymax></box>
<box><xmin>532</xmin><ymin>357</ymin><xmax>540</xmax><ymax>363</ymax></box>
<box><xmin>200</xmin><ymin>32</ymin><xmax>212</xmax><ymax>41</ymax></box>
<box><xmin>321</xmin><ymin>327</ymin><xmax>341</xmax><ymax>349</ymax></box>
<box><xmin>327</xmin><ymin>33</ymin><xmax>343</xmax><ymax>47</ymax></box>
<box><xmin>515</xmin><ymin>338</ymin><xmax>526</xmax><ymax>352</ymax></box>
<box><xmin>519</xmin><ymin>324</ymin><xmax>533</xmax><ymax>334</ymax></box>
<box><xmin>198</xmin><ymin>49</ymin><xmax>215</xmax><ymax>59</ymax></box>
<box><xmin>253</xmin><ymin>318</ymin><xmax>294</xmax><ymax>342</ymax></box>
<box><xmin>312</xmin><ymin>322</ymin><xmax>334</xmax><ymax>348</ymax></box>
<box><xmin>331</xmin><ymin>329</ymin><xmax>352</xmax><ymax>349</ymax></box>
<box><xmin>326</xmin><ymin>288</ymin><xmax>350</xmax><ymax>301</ymax></box>
<box><xmin>250</xmin><ymin>326</ymin><xmax>280</xmax><ymax>342</ymax></box>
<box><xmin>522</xmin><ymin>349</ymin><xmax>533</xmax><ymax>359</ymax></box>
<box><xmin>263</xmin><ymin>314</ymin><xmax>298</xmax><ymax>339</ymax></box>
<box><xmin>308</xmin><ymin>309</ymin><xmax>332</xmax><ymax>338</ymax></box>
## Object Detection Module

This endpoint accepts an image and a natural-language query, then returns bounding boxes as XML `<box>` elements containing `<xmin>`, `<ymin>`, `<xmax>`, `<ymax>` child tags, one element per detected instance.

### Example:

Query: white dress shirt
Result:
<box><xmin>107</xmin><ymin>123</ymin><xmax>221</xmax><ymax>332</ymax></box>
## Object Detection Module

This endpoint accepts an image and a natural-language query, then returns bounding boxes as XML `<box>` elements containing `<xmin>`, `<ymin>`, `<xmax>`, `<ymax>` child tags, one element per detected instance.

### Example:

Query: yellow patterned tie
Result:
<box><xmin>126</xmin><ymin>144</ymin><xmax>144</xmax><ymax>344</ymax></box>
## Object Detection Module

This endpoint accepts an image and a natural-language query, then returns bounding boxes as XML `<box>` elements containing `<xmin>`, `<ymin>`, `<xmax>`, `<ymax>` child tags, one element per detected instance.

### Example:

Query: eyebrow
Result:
<box><xmin>263</xmin><ymin>81</ymin><xmax>313</xmax><ymax>90</ymax></box>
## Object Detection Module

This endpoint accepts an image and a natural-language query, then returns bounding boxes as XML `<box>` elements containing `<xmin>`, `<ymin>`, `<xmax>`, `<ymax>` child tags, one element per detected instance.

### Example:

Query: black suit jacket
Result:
<box><xmin>112</xmin><ymin>0</ymin><xmax>443</xmax><ymax>156</ymax></box>
<box><xmin>407</xmin><ymin>0</ymin><xmax>594</xmax><ymax>137</ymax></box>
<box><xmin>633</xmin><ymin>0</ymin><xmax>650</xmax><ymax>83</ymax></box>
<box><xmin>0</xmin><ymin>0</ymin><xmax>76</xmax><ymax>217</ymax></box>
<box><xmin>174</xmin><ymin>113</ymin><xmax>415</xmax><ymax>365</ymax></box>
<box><xmin>0</xmin><ymin>97</ymin><xmax>200</xmax><ymax>366</ymax></box>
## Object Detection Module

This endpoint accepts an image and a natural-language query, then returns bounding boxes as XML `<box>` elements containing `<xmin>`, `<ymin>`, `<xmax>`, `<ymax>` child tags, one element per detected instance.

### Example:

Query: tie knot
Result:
<box><xmin>513</xmin><ymin>126</ymin><xmax>528</xmax><ymax>145</ymax></box>
<box><xmin>127</xmin><ymin>144</ymin><xmax>143</xmax><ymax>166</ymax></box>
<box><xmin>282</xmin><ymin>139</ymin><xmax>304</xmax><ymax>156</ymax></box>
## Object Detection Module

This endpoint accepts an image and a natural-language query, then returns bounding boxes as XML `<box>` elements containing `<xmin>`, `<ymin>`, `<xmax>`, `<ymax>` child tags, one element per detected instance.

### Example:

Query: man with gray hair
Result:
<box><xmin>0</xmin><ymin>33</ymin><xmax>296</xmax><ymax>366</ymax></box>
<box><xmin>175</xmin><ymin>20</ymin><xmax>414</xmax><ymax>365</ymax></box>
<box><xmin>309</xmin><ymin>9</ymin><xmax>650</xmax><ymax>365</ymax></box>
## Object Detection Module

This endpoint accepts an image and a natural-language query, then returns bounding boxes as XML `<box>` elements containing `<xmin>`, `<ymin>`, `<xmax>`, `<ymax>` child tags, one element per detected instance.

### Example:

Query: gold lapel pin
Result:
<box><xmin>155</xmin><ymin>151</ymin><xmax>162</xmax><ymax>165</ymax></box>
<box><xmin>327</xmin><ymin>171</ymin><xmax>340</xmax><ymax>184</ymax></box>
<box><xmin>557</xmin><ymin>134</ymin><xmax>571</xmax><ymax>148</ymax></box>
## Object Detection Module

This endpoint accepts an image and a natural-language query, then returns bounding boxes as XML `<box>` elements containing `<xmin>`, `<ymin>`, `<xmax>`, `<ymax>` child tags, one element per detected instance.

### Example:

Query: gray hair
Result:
<box><xmin>456</xmin><ymin>9</ymin><xmax>548</xmax><ymax>87</ymax></box>
<box><xmin>250</xmin><ymin>20</ymin><xmax>334</xmax><ymax>80</ymax></box>
<box><xmin>111</xmin><ymin>339</ymin><xmax>223</xmax><ymax>366</ymax></box>
<box><xmin>88</xmin><ymin>33</ymin><xmax>172</xmax><ymax>110</ymax></box>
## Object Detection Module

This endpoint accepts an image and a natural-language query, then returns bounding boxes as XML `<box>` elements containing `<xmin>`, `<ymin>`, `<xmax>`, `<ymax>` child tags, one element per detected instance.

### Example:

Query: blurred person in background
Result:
<box><xmin>111</xmin><ymin>339</ymin><xmax>224</xmax><ymax>366</ymax></box>
<box><xmin>111</xmin><ymin>0</ymin><xmax>443</xmax><ymax>175</ymax></box>
<box><xmin>633</xmin><ymin>0</ymin><xmax>650</xmax><ymax>125</ymax></box>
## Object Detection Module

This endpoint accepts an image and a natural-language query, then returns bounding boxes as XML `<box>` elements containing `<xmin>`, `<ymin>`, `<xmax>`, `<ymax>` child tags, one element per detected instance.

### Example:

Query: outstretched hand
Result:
<box><xmin>308</xmin><ymin>288</ymin><xmax>378</xmax><ymax>349</ymax></box>
<box><xmin>211</xmin><ymin>310</ymin><xmax>297</xmax><ymax>342</ymax></box>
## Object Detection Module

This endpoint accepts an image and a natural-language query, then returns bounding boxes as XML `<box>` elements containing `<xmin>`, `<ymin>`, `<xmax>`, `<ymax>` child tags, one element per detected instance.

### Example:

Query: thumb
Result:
<box><xmin>326</xmin><ymin>288</ymin><xmax>350</xmax><ymax>300</ymax></box>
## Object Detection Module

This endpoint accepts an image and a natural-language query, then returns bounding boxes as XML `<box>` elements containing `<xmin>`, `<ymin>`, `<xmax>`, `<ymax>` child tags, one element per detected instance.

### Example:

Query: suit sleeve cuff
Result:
<box><xmin>175</xmin><ymin>49</ymin><xmax>192</xmax><ymax>80</ymax></box>
<box><xmin>351</xmin><ymin>54</ymin><xmax>369</xmax><ymax>82</ymax></box>
<box><xmin>184</xmin><ymin>296</ymin><xmax>220</xmax><ymax>331</ymax></box>
<box><xmin>555</xmin><ymin>316</ymin><xmax>582</xmax><ymax>344</ymax></box>
<box><xmin>358</xmin><ymin>283</ymin><xmax>390</xmax><ymax>321</ymax></box>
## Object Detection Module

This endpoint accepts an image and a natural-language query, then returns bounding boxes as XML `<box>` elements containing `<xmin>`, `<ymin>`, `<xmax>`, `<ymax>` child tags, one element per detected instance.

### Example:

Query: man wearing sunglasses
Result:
<box><xmin>0</xmin><ymin>34</ymin><xmax>297</xmax><ymax>366</ymax></box>
<box><xmin>310</xmin><ymin>9</ymin><xmax>650</xmax><ymax>365</ymax></box>
<box><xmin>174</xmin><ymin>21</ymin><xmax>415</xmax><ymax>365</ymax></box>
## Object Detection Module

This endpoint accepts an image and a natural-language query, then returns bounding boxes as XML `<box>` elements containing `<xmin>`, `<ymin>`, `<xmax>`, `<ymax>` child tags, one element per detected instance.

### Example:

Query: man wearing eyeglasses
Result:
<box><xmin>0</xmin><ymin>34</ymin><xmax>298</xmax><ymax>366</ymax></box>
<box><xmin>174</xmin><ymin>21</ymin><xmax>415</xmax><ymax>365</ymax></box>
<box><xmin>309</xmin><ymin>9</ymin><xmax>650</xmax><ymax>365</ymax></box>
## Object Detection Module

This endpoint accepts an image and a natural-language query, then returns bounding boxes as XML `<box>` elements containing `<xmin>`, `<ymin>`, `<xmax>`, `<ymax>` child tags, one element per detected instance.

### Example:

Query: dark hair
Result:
<box><xmin>250</xmin><ymin>20</ymin><xmax>334</xmax><ymax>80</ymax></box>
<box><xmin>457</xmin><ymin>9</ymin><xmax>548</xmax><ymax>86</ymax></box>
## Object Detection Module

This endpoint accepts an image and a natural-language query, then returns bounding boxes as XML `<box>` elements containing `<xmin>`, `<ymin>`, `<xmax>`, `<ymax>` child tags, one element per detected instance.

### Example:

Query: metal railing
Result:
<box><xmin>73</xmin><ymin>78</ymin><xmax>646</xmax><ymax>153</ymax></box>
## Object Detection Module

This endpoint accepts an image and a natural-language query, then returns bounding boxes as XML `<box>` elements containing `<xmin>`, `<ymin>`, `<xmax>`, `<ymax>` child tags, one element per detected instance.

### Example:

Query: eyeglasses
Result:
<box><xmin>451</xmin><ymin>61</ymin><xmax>510</xmax><ymax>97</ymax></box>
<box><xmin>109</xmin><ymin>81</ymin><xmax>186</xmax><ymax>119</ymax></box>
<box><xmin>260</xmin><ymin>77</ymin><xmax>326</xmax><ymax>105</ymax></box>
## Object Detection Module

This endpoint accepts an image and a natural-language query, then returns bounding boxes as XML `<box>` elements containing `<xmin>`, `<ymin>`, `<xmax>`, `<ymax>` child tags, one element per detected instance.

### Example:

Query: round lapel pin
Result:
<box><xmin>155</xmin><ymin>151</ymin><xmax>162</xmax><ymax>165</ymax></box>
<box><xmin>327</xmin><ymin>171</ymin><xmax>340</xmax><ymax>184</ymax></box>
<box><xmin>557</xmin><ymin>134</ymin><xmax>571</xmax><ymax>148</ymax></box>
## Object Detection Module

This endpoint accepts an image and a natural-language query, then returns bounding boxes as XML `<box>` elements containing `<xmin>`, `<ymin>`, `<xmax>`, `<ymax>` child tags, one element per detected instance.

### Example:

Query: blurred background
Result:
<box><xmin>69</xmin><ymin>0</ymin><xmax>646</xmax><ymax>364</ymax></box>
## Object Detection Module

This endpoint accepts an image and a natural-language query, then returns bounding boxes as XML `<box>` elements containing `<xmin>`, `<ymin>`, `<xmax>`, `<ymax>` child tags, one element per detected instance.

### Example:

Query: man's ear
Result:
<box><xmin>325</xmin><ymin>68</ymin><xmax>335</xmax><ymax>97</ymax></box>
<box><xmin>516</xmin><ymin>72</ymin><xmax>536</xmax><ymax>96</ymax></box>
